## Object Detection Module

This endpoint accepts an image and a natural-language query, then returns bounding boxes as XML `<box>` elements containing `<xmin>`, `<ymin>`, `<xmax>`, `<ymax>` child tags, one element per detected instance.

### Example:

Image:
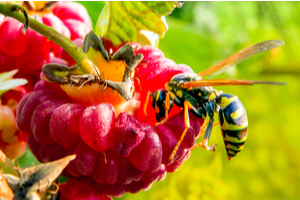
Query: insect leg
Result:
<box><xmin>169</xmin><ymin>100</ymin><xmax>193</xmax><ymax>162</ymax></box>
<box><xmin>154</xmin><ymin>92</ymin><xmax>170</xmax><ymax>126</ymax></box>
<box><xmin>201</xmin><ymin>117</ymin><xmax>218</xmax><ymax>151</ymax></box>
<box><xmin>193</xmin><ymin>100</ymin><xmax>218</xmax><ymax>151</ymax></box>
<box><xmin>199</xmin><ymin>119</ymin><xmax>209</xmax><ymax>137</ymax></box>
<box><xmin>193</xmin><ymin>116</ymin><xmax>218</xmax><ymax>151</ymax></box>
<box><xmin>199</xmin><ymin>120</ymin><xmax>219</xmax><ymax>137</ymax></box>
<box><xmin>163</xmin><ymin>91</ymin><xmax>171</xmax><ymax>123</ymax></box>
<box><xmin>143</xmin><ymin>91</ymin><xmax>152</xmax><ymax>116</ymax></box>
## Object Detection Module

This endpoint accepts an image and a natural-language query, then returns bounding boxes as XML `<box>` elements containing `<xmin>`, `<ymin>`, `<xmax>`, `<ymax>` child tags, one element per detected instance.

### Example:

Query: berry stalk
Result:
<box><xmin>0</xmin><ymin>3</ymin><xmax>99</xmax><ymax>76</ymax></box>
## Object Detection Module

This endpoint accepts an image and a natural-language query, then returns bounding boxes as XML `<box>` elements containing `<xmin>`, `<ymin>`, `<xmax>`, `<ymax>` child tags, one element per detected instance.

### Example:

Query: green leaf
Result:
<box><xmin>0</xmin><ymin>150</ymin><xmax>19</xmax><ymax>176</ymax></box>
<box><xmin>95</xmin><ymin>1</ymin><xmax>182</xmax><ymax>46</ymax></box>
<box><xmin>0</xmin><ymin>70</ymin><xmax>27</xmax><ymax>97</ymax></box>
<box><xmin>0</xmin><ymin>79</ymin><xmax>28</xmax><ymax>96</ymax></box>
<box><xmin>0</xmin><ymin>70</ymin><xmax>18</xmax><ymax>83</ymax></box>
<box><xmin>142</xmin><ymin>1</ymin><xmax>183</xmax><ymax>16</ymax></box>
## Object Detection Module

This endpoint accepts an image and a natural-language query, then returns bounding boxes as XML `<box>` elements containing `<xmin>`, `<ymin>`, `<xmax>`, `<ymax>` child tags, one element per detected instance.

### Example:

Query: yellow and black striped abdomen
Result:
<box><xmin>218</xmin><ymin>96</ymin><xmax>248</xmax><ymax>160</ymax></box>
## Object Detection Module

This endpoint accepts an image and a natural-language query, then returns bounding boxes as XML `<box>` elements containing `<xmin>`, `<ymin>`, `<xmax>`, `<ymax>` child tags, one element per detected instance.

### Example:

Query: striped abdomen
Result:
<box><xmin>217</xmin><ymin>94</ymin><xmax>248</xmax><ymax>160</ymax></box>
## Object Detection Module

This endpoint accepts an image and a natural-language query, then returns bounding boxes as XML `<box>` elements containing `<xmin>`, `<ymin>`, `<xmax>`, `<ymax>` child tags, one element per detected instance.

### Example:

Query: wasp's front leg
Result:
<box><xmin>169</xmin><ymin>100</ymin><xmax>195</xmax><ymax>162</ymax></box>
<box><xmin>154</xmin><ymin>91</ymin><xmax>172</xmax><ymax>127</ymax></box>
<box><xmin>193</xmin><ymin>101</ymin><xmax>218</xmax><ymax>152</ymax></box>
<box><xmin>143</xmin><ymin>91</ymin><xmax>153</xmax><ymax>116</ymax></box>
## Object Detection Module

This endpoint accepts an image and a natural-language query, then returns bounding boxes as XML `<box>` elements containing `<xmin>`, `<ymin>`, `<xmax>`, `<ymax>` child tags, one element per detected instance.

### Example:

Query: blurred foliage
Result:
<box><xmin>17</xmin><ymin>1</ymin><xmax>300</xmax><ymax>200</ymax></box>
<box><xmin>94</xmin><ymin>2</ymin><xmax>181</xmax><ymax>46</ymax></box>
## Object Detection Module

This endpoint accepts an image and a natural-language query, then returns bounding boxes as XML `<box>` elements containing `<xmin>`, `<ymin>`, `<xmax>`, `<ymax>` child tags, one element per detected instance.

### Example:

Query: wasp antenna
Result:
<box><xmin>254</xmin><ymin>81</ymin><xmax>287</xmax><ymax>86</ymax></box>
<box><xmin>262</xmin><ymin>40</ymin><xmax>285</xmax><ymax>49</ymax></box>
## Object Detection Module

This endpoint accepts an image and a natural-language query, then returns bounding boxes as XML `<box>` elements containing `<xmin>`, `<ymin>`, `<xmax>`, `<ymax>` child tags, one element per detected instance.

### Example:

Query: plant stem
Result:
<box><xmin>0</xmin><ymin>3</ymin><xmax>99</xmax><ymax>76</ymax></box>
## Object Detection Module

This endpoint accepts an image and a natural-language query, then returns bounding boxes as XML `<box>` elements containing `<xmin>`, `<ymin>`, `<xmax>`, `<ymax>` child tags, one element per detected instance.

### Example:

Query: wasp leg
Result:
<box><xmin>169</xmin><ymin>100</ymin><xmax>193</xmax><ymax>162</ymax></box>
<box><xmin>143</xmin><ymin>91</ymin><xmax>152</xmax><ymax>116</ymax></box>
<box><xmin>155</xmin><ymin>92</ymin><xmax>171</xmax><ymax>126</ymax></box>
<box><xmin>193</xmin><ymin>117</ymin><xmax>217</xmax><ymax>151</ymax></box>
<box><xmin>193</xmin><ymin>99</ymin><xmax>218</xmax><ymax>151</ymax></box>
<box><xmin>198</xmin><ymin>121</ymin><xmax>219</xmax><ymax>137</ymax></box>
<box><xmin>164</xmin><ymin>92</ymin><xmax>171</xmax><ymax>123</ymax></box>
<box><xmin>198</xmin><ymin>119</ymin><xmax>209</xmax><ymax>137</ymax></box>
<box><xmin>193</xmin><ymin>121</ymin><xmax>219</xmax><ymax>150</ymax></box>
<box><xmin>154</xmin><ymin>92</ymin><xmax>172</xmax><ymax>127</ymax></box>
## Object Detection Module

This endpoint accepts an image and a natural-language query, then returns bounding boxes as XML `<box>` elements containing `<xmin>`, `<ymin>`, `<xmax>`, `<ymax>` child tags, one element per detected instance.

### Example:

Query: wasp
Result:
<box><xmin>144</xmin><ymin>40</ymin><xmax>286</xmax><ymax>161</ymax></box>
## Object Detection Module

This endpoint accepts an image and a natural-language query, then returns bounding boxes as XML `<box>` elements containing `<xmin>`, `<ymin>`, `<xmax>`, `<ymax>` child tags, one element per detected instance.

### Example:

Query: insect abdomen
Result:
<box><xmin>218</xmin><ymin>96</ymin><xmax>248</xmax><ymax>160</ymax></box>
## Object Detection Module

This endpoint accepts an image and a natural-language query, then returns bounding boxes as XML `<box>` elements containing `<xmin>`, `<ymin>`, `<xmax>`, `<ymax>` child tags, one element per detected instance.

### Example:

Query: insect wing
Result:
<box><xmin>181</xmin><ymin>79</ymin><xmax>286</xmax><ymax>88</ymax></box>
<box><xmin>198</xmin><ymin>40</ymin><xmax>284</xmax><ymax>78</ymax></box>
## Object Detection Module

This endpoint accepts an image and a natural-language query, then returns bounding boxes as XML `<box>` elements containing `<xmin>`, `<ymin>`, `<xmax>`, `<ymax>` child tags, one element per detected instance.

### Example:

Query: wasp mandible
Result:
<box><xmin>144</xmin><ymin>40</ymin><xmax>286</xmax><ymax>161</ymax></box>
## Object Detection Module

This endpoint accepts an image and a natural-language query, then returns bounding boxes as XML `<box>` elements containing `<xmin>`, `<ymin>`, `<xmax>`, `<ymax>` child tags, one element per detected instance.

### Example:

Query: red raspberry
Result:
<box><xmin>66</xmin><ymin>141</ymin><xmax>98</xmax><ymax>177</ymax></box>
<box><xmin>59</xmin><ymin>178</ymin><xmax>104</xmax><ymax>200</ymax></box>
<box><xmin>80</xmin><ymin>104</ymin><xmax>115</xmax><ymax>152</ymax></box>
<box><xmin>50</xmin><ymin>103</ymin><xmax>84</xmax><ymax>149</ymax></box>
<box><xmin>0</xmin><ymin>85</ymin><xmax>28</xmax><ymax>160</ymax></box>
<box><xmin>92</xmin><ymin>149</ymin><xmax>119</xmax><ymax>185</ymax></box>
<box><xmin>0</xmin><ymin>2</ymin><xmax>91</xmax><ymax>91</ymax></box>
<box><xmin>16</xmin><ymin>42</ymin><xmax>203</xmax><ymax>199</ymax></box>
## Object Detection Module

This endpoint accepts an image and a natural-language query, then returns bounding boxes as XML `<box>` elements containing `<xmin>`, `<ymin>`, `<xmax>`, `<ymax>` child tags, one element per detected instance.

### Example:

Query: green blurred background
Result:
<box><xmin>18</xmin><ymin>2</ymin><xmax>300</xmax><ymax>199</ymax></box>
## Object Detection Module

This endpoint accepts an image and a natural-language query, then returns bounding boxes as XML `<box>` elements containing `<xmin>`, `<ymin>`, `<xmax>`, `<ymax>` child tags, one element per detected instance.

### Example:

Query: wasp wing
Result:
<box><xmin>198</xmin><ymin>40</ymin><xmax>284</xmax><ymax>78</ymax></box>
<box><xmin>181</xmin><ymin>79</ymin><xmax>286</xmax><ymax>88</ymax></box>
